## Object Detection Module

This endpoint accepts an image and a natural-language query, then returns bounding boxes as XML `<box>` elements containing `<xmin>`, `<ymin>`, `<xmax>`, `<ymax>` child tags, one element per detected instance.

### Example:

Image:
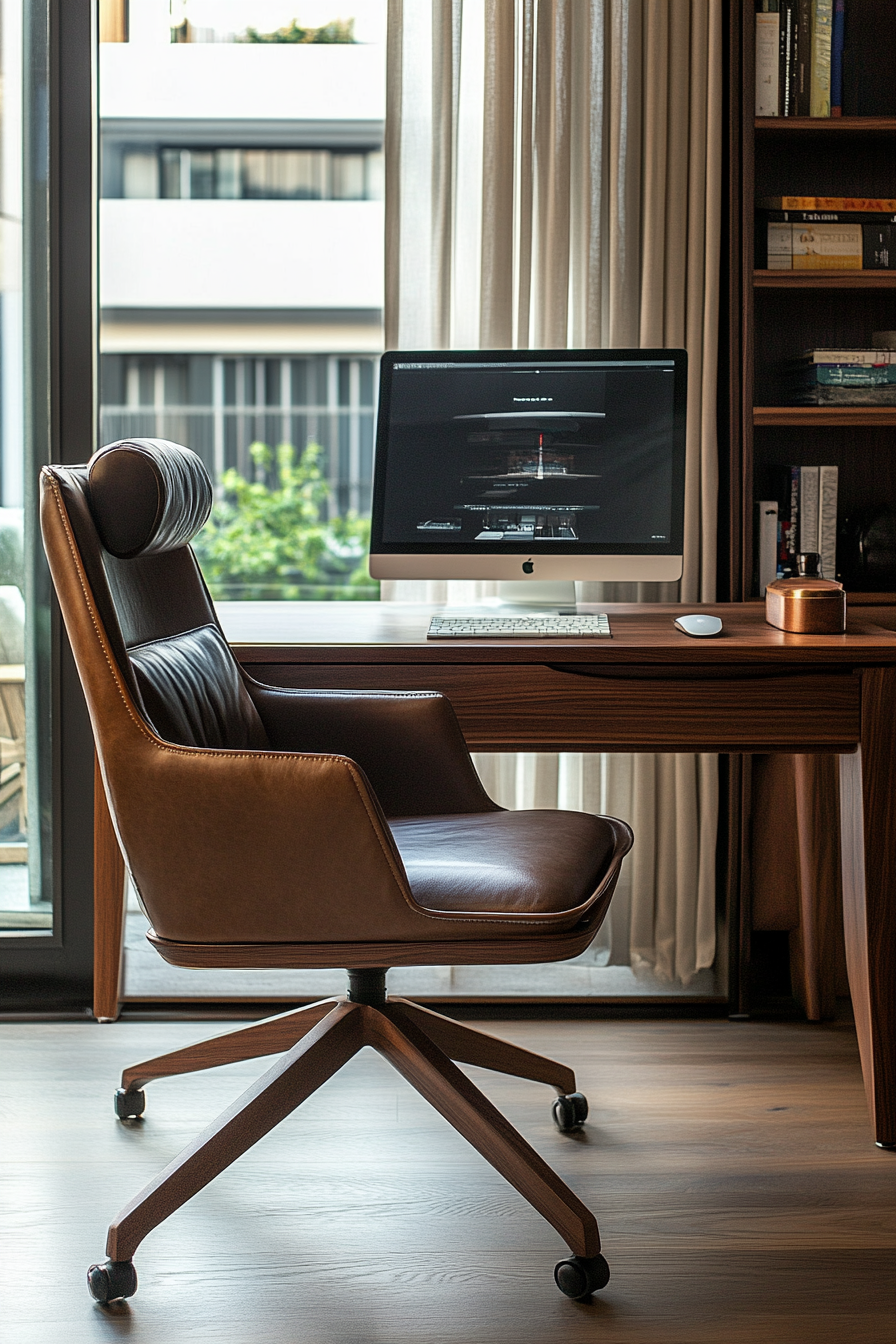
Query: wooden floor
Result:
<box><xmin>1</xmin><ymin>1014</ymin><xmax>893</xmax><ymax>1343</ymax></box>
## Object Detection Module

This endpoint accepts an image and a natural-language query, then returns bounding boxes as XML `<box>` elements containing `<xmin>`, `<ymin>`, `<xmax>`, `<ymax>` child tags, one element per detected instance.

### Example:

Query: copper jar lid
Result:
<box><xmin>765</xmin><ymin>577</ymin><xmax>846</xmax><ymax>633</ymax></box>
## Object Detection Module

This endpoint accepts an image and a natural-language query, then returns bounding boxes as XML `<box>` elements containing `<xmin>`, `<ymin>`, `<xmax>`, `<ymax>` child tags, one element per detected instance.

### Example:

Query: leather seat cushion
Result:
<box><xmin>389</xmin><ymin>809</ymin><xmax>618</xmax><ymax>916</ymax></box>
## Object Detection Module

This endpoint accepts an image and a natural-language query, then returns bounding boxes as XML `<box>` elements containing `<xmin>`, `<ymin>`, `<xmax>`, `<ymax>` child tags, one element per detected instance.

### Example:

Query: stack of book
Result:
<box><xmin>755</xmin><ymin>1</ymin><xmax>844</xmax><ymax>118</ymax></box>
<box><xmin>756</xmin><ymin>464</ymin><xmax>839</xmax><ymax>592</ymax></box>
<box><xmin>756</xmin><ymin>198</ymin><xmax>896</xmax><ymax>271</ymax></box>
<box><xmin>785</xmin><ymin>347</ymin><xmax>896</xmax><ymax>405</ymax></box>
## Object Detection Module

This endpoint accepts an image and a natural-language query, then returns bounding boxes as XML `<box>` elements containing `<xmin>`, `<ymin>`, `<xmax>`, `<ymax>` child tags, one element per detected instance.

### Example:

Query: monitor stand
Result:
<box><xmin>490</xmin><ymin>580</ymin><xmax>578</xmax><ymax>613</ymax></box>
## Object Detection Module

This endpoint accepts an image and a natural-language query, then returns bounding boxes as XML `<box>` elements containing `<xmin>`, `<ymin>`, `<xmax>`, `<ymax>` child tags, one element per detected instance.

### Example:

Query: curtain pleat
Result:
<box><xmin>384</xmin><ymin>0</ymin><xmax>722</xmax><ymax>986</ymax></box>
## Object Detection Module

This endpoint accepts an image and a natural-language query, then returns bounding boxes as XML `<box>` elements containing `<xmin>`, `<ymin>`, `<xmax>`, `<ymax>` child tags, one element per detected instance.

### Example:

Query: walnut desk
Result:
<box><xmin>92</xmin><ymin>601</ymin><xmax>896</xmax><ymax>1148</ymax></box>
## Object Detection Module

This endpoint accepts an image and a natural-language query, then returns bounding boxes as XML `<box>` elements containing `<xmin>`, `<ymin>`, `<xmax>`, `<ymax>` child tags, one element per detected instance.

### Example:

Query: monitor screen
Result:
<box><xmin>369</xmin><ymin>348</ymin><xmax>687</xmax><ymax>583</ymax></box>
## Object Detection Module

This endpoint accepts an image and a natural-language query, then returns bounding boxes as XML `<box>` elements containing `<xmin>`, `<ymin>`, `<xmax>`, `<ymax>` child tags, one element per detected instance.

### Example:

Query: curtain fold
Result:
<box><xmin>384</xmin><ymin>0</ymin><xmax>721</xmax><ymax>985</ymax></box>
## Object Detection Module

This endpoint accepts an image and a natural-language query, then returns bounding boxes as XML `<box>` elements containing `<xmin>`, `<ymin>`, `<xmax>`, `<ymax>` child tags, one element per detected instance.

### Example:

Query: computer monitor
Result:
<box><xmin>369</xmin><ymin>347</ymin><xmax>686</xmax><ymax>586</ymax></box>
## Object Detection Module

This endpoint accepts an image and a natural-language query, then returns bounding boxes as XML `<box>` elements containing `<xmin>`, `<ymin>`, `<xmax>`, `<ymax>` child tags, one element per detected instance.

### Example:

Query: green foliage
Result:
<box><xmin>193</xmin><ymin>440</ymin><xmax>377</xmax><ymax>601</ymax></box>
<box><xmin>241</xmin><ymin>17</ymin><xmax>356</xmax><ymax>44</ymax></box>
<box><xmin>0</xmin><ymin>524</ymin><xmax>24</xmax><ymax>593</ymax></box>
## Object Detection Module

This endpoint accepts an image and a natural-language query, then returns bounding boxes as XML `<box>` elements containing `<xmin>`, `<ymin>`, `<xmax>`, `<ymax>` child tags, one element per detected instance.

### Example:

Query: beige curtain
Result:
<box><xmin>384</xmin><ymin>0</ymin><xmax>721</xmax><ymax>985</ymax></box>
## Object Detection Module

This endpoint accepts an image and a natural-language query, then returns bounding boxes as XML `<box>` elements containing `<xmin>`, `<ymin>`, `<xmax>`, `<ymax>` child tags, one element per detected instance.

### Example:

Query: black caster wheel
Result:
<box><xmin>114</xmin><ymin>1087</ymin><xmax>145</xmax><ymax>1120</ymax></box>
<box><xmin>87</xmin><ymin>1259</ymin><xmax>138</xmax><ymax>1304</ymax></box>
<box><xmin>554</xmin><ymin>1254</ymin><xmax>610</xmax><ymax>1300</ymax></box>
<box><xmin>552</xmin><ymin>1091</ymin><xmax>588</xmax><ymax>1133</ymax></box>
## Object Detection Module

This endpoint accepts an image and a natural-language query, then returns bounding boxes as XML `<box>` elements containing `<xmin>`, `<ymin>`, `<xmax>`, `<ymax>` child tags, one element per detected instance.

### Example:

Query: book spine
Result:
<box><xmin>810</xmin><ymin>0</ymin><xmax>833</xmax><ymax>117</ymax></box>
<box><xmin>818</xmin><ymin>466</ymin><xmax>838</xmax><ymax>579</ymax></box>
<box><xmin>800</xmin><ymin>466</ymin><xmax>820</xmax><ymax>555</ymax></box>
<box><xmin>782</xmin><ymin>2</ymin><xmax>797</xmax><ymax>115</ymax></box>
<box><xmin>863</xmin><ymin>226</ymin><xmax>896</xmax><ymax>270</ymax></box>
<box><xmin>766</xmin><ymin>221</ymin><xmax>795</xmax><ymax>269</ymax></box>
<box><xmin>756</xmin><ymin>9</ymin><xmax>781</xmax><ymax>116</ymax></box>
<box><xmin>830</xmin><ymin>0</ymin><xmax>845</xmax><ymax>115</ymax></box>
<box><xmin>791</xmin><ymin>221</ymin><xmax>862</xmax><ymax>269</ymax></box>
<box><xmin>805</xmin><ymin>366</ymin><xmax>896</xmax><ymax>386</ymax></box>
<box><xmin>761</xmin><ymin>210</ymin><xmax>896</xmax><ymax>224</ymax></box>
<box><xmin>758</xmin><ymin>197</ymin><xmax>896</xmax><ymax>211</ymax></box>
<box><xmin>757</xmin><ymin>501</ymin><xmax>779</xmax><ymax>595</ymax></box>
<box><xmin>788</xmin><ymin>466</ymin><xmax>800</xmax><ymax>565</ymax></box>
<box><xmin>796</xmin><ymin>0</ymin><xmax>812</xmax><ymax>114</ymax></box>
<box><xmin>804</xmin><ymin>349</ymin><xmax>896</xmax><ymax>363</ymax></box>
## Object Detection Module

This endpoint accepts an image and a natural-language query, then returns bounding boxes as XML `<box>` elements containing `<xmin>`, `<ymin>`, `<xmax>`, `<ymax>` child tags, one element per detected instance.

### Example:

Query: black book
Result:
<box><xmin>864</xmin><ymin>226</ymin><xmax>896</xmax><ymax>270</ymax></box>
<box><xmin>780</xmin><ymin>1</ymin><xmax>798</xmax><ymax>116</ymax></box>
<box><xmin>795</xmin><ymin>0</ymin><xmax>812</xmax><ymax>115</ymax></box>
<box><xmin>759</xmin><ymin>209</ymin><xmax>896</xmax><ymax>224</ymax></box>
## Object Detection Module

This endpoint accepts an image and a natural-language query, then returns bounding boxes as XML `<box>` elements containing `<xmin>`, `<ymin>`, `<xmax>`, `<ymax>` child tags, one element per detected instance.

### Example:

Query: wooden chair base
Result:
<box><xmin>102</xmin><ymin>995</ymin><xmax>601</xmax><ymax>1279</ymax></box>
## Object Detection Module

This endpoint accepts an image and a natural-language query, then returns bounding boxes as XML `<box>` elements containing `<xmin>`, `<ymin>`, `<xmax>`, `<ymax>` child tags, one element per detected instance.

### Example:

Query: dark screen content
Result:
<box><xmin>381</xmin><ymin>363</ymin><xmax>676</xmax><ymax>549</ymax></box>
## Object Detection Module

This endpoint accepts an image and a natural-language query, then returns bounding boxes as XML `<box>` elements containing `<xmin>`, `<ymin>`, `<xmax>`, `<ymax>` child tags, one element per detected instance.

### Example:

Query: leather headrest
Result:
<box><xmin>88</xmin><ymin>439</ymin><xmax>213</xmax><ymax>559</ymax></box>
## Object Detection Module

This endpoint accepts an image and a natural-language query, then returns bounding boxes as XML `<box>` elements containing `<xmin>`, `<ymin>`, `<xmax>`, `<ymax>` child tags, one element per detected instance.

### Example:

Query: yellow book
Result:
<box><xmin>810</xmin><ymin>0</ymin><xmax>833</xmax><ymax>118</ymax></box>
<box><xmin>792</xmin><ymin>222</ymin><xmax>862</xmax><ymax>268</ymax></box>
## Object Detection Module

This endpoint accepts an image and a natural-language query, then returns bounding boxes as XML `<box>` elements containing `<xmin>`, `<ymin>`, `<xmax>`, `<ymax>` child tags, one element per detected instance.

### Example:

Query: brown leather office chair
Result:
<box><xmin>40</xmin><ymin>439</ymin><xmax>632</xmax><ymax>1307</ymax></box>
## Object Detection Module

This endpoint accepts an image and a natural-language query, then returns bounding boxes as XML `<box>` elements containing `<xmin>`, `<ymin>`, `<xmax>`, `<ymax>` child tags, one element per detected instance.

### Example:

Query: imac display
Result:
<box><xmin>369</xmin><ymin>348</ymin><xmax>687</xmax><ymax>584</ymax></box>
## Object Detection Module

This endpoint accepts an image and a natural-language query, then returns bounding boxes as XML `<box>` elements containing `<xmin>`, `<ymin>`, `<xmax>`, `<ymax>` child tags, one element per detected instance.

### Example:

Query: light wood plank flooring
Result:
<box><xmin>1</xmin><ymin>1015</ymin><xmax>893</xmax><ymax>1343</ymax></box>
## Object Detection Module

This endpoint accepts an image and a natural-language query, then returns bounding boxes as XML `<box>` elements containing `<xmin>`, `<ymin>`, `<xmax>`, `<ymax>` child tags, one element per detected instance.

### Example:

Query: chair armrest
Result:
<box><xmin>245</xmin><ymin>682</ymin><xmax>498</xmax><ymax>818</ymax></box>
<box><xmin>105</xmin><ymin>737</ymin><xmax>448</xmax><ymax>945</ymax></box>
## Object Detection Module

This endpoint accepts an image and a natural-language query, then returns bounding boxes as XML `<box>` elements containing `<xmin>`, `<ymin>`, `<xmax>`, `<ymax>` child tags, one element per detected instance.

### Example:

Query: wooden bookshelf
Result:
<box><xmin>754</xmin><ymin>408</ymin><xmax>896</xmax><ymax>427</ymax></box>
<box><xmin>728</xmin><ymin>0</ymin><xmax>896</xmax><ymax>1015</ymax></box>
<box><xmin>754</xmin><ymin>271</ymin><xmax>896</xmax><ymax>288</ymax></box>
<box><xmin>732</xmin><ymin>0</ymin><xmax>896</xmax><ymax>602</ymax></box>
<box><xmin>755</xmin><ymin>116</ymin><xmax>896</xmax><ymax>132</ymax></box>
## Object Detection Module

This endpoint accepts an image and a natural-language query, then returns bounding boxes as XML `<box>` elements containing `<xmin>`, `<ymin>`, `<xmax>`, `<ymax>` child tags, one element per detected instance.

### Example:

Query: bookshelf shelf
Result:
<box><xmin>754</xmin><ymin>271</ymin><xmax>896</xmax><ymax>288</ymax></box>
<box><xmin>753</xmin><ymin>407</ymin><xmax>896</xmax><ymax>428</ymax></box>
<box><xmin>755</xmin><ymin>116</ymin><xmax>896</xmax><ymax>132</ymax></box>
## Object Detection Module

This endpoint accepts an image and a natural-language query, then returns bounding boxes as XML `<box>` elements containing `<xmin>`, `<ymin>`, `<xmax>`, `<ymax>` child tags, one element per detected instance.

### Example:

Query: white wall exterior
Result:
<box><xmin>100</xmin><ymin>199</ymin><xmax>384</xmax><ymax>311</ymax></box>
<box><xmin>99</xmin><ymin>42</ymin><xmax>385</xmax><ymax>124</ymax></box>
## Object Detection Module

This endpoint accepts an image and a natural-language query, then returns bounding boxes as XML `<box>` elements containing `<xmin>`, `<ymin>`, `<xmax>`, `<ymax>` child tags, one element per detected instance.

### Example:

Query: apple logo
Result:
<box><xmin>522</xmin><ymin>559</ymin><xmax>535</xmax><ymax>574</ymax></box>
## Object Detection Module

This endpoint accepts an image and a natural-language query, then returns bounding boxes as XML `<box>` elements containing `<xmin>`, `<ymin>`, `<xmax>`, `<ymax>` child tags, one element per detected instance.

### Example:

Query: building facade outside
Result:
<box><xmin>99</xmin><ymin>6</ymin><xmax>385</xmax><ymax>594</ymax></box>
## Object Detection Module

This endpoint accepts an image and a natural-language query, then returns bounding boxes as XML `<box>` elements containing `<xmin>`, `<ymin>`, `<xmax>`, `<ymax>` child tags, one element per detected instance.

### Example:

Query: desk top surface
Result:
<box><xmin>220</xmin><ymin>600</ymin><xmax>896</xmax><ymax>667</ymax></box>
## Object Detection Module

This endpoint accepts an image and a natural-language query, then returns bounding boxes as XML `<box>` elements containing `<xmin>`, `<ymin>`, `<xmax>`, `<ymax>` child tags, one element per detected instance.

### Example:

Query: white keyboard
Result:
<box><xmin>428</xmin><ymin>613</ymin><xmax>611</xmax><ymax>639</ymax></box>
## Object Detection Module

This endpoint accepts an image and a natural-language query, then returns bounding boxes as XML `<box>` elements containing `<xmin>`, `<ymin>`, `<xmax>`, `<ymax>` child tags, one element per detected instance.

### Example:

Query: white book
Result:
<box><xmin>757</xmin><ymin>500</ymin><xmax>779</xmax><ymax>595</ymax></box>
<box><xmin>819</xmin><ymin>465</ymin><xmax>839</xmax><ymax>580</ymax></box>
<box><xmin>755</xmin><ymin>13</ymin><xmax>781</xmax><ymax>117</ymax></box>
<box><xmin>767</xmin><ymin>223</ymin><xmax>793</xmax><ymax>270</ymax></box>
<box><xmin>800</xmin><ymin>466</ymin><xmax>820</xmax><ymax>556</ymax></box>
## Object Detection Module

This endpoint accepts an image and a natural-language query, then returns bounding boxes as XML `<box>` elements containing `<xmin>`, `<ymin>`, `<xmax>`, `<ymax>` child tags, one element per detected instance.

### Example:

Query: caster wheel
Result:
<box><xmin>87</xmin><ymin>1259</ymin><xmax>138</xmax><ymax>1304</ymax></box>
<box><xmin>552</xmin><ymin>1091</ymin><xmax>588</xmax><ymax>1133</ymax></box>
<box><xmin>114</xmin><ymin>1087</ymin><xmax>145</xmax><ymax>1120</ymax></box>
<box><xmin>554</xmin><ymin>1254</ymin><xmax>610</xmax><ymax>1300</ymax></box>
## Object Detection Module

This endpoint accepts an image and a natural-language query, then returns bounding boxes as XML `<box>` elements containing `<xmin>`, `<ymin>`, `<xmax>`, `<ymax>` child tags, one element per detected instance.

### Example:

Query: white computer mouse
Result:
<box><xmin>673</xmin><ymin>613</ymin><xmax>723</xmax><ymax>638</ymax></box>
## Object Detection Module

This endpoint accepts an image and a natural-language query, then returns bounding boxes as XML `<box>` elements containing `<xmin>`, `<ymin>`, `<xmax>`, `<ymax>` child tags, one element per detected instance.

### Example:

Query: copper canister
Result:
<box><xmin>765</xmin><ymin>578</ymin><xmax>846</xmax><ymax>633</ymax></box>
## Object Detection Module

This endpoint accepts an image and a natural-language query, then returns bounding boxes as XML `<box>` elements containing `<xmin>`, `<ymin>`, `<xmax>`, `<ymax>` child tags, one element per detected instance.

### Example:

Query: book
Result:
<box><xmin>791</xmin><ymin>222</ymin><xmax>861</xmax><ymax>270</ymax></box>
<box><xmin>793</xmin><ymin>385</ymin><xmax>896</xmax><ymax>405</ymax></box>
<box><xmin>759</xmin><ymin>222</ymin><xmax>894</xmax><ymax>269</ymax></box>
<box><xmin>799</xmin><ymin>466</ymin><xmax>820</xmax><ymax>555</ymax></box>
<box><xmin>788</xmin><ymin>466</ymin><xmax>800</xmax><ymax>566</ymax></box>
<box><xmin>756</xmin><ymin>6</ymin><xmax>781</xmax><ymax>116</ymax></box>
<box><xmin>799</xmin><ymin>365</ymin><xmax>896</xmax><ymax>386</ymax></box>
<box><xmin>810</xmin><ymin>0</ymin><xmax>833</xmax><ymax>117</ymax></box>
<box><xmin>781</xmin><ymin>1</ymin><xmax>797</xmax><ymax>116</ymax></box>
<box><xmin>775</xmin><ymin>466</ymin><xmax>838</xmax><ymax>579</ymax></box>
<box><xmin>864</xmin><ymin>226</ymin><xmax>895</xmax><ymax>270</ymax></box>
<box><xmin>760</xmin><ymin>209</ymin><xmax>896</xmax><ymax>224</ymax></box>
<box><xmin>803</xmin><ymin>348</ymin><xmax>896</xmax><ymax>363</ymax></box>
<box><xmin>756</xmin><ymin>500</ymin><xmax>779</xmax><ymax>594</ymax></box>
<box><xmin>758</xmin><ymin>197</ymin><xmax>896</xmax><ymax>211</ymax></box>
<box><xmin>830</xmin><ymin>0</ymin><xmax>845</xmax><ymax>115</ymax></box>
<box><xmin>819</xmin><ymin>466</ymin><xmax>838</xmax><ymax>579</ymax></box>
<box><xmin>795</xmin><ymin>0</ymin><xmax>812</xmax><ymax>114</ymax></box>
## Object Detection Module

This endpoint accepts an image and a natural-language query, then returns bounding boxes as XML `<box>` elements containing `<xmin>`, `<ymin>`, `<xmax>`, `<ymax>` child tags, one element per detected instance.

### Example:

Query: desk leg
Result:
<box><xmin>93</xmin><ymin>754</ymin><xmax>126</xmax><ymax>1023</ymax></box>
<box><xmin>839</xmin><ymin>667</ymin><xmax>896</xmax><ymax>1147</ymax></box>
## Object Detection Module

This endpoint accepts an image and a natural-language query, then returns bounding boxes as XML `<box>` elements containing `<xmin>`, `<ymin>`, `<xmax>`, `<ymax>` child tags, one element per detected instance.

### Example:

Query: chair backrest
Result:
<box><xmin>45</xmin><ymin>439</ymin><xmax>268</xmax><ymax>750</ymax></box>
